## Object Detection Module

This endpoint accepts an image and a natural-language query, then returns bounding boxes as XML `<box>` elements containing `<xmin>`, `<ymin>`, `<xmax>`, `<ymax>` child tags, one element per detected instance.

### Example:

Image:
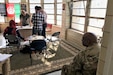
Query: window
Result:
<box><xmin>0</xmin><ymin>3</ymin><xmax>6</xmax><ymax>16</ymax></box>
<box><xmin>88</xmin><ymin>0</ymin><xmax>107</xmax><ymax>36</ymax></box>
<box><xmin>29</xmin><ymin>0</ymin><xmax>40</xmax><ymax>3</ymax></box>
<box><xmin>0</xmin><ymin>0</ymin><xmax>4</xmax><ymax>3</ymax></box>
<box><xmin>71</xmin><ymin>0</ymin><xmax>108</xmax><ymax>36</ymax></box>
<box><xmin>30</xmin><ymin>4</ymin><xmax>41</xmax><ymax>13</ymax></box>
<box><xmin>0</xmin><ymin>0</ymin><xmax>5</xmax><ymax>22</ymax></box>
<box><xmin>44</xmin><ymin>0</ymin><xmax>54</xmax><ymax>3</ymax></box>
<box><xmin>29</xmin><ymin>0</ymin><xmax>63</xmax><ymax>26</ymax></box>
<box><xmin>72</xmin><ymin>16</ymin><xmax>85</xmax><ymax>31</ymax></box>
<box><xmin>29</xmin><ymin>0</ymin><xmax>41</xmax><ymax>13</ymax></box>
<box><xmin>71</xmin><ymin>1</ymin><xmax>86</xmax><ymax>32</ymax></box>
<box><xmin>57</xmin><ymin>1</ymin><xmax>62</xmax><ymax>26</ymax></box>
<box><xmin>8</xmin><ymin>0</ymin><xmax>21</xmax><ymax>3</ymax></box>
<box><xmin>44</xmin><ymin>0</ymin><xmax>55</xmax><ymax>24</ymax></box>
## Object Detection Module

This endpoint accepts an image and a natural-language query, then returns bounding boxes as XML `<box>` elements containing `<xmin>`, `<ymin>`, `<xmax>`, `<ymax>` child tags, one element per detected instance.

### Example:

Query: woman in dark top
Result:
<box><xmin>3</xmin><ymin>20</ymin><xmax>25</xmax><ymax>41</ymax></box>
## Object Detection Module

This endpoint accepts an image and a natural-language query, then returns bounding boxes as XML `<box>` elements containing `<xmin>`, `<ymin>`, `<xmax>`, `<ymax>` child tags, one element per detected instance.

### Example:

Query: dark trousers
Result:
<box><xmin>32</xmin><ymin>27</ymin><xmax>42</xmax><ymax>35</ymax></box>
<box><xmin>42</xmin><ymin>23</ymin><xmax>47</xmax><ymax>38</ymax></box>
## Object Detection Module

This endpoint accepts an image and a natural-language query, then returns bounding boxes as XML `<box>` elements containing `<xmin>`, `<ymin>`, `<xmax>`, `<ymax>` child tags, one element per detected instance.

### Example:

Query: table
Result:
<box><xmin>0</xmin><ymin>54</ymin><xmax>12</xmax><ymax>75</ymax></box>
<box><xmin>16</xmin><ymin>26</ymin><xmax>32</xmax><ymax>38</ymax></box>
<box><xmin>27</xmin><ymin>35</ymin><xmax>44</xmax><ymax>41</ymax></box>
<box><xmin>16</xmin><ymin>25</ymin><xmax>32</xmax><ymax>30</ymax></box>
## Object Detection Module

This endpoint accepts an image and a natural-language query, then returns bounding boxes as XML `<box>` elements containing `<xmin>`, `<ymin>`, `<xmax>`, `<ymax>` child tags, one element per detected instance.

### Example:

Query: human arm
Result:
<box><xmin>61</xmin><ymin>52</ymin><xmax>84</xmax><ymax>75</ymax></box>
<box><xmin>16</xmin><ymin>29</ymin><xmax>25</xmax><ymax>41</ymax></box>
<box><xmin>28</xmin><ymin>14</ymin><xmax>32</xmax><ymax>26</ymax></box>
<box><xmin>31</xmin><ymin>13</ymin><xmax>35</xmax><ymax>24</ymax></box>
<box><xmin>3</xmin><ymin>27</ymin><xmax>8</xmax><ymax>37</ymax></box>
<box><xmin>19</xmin><ymin>14</ymin><xmax>22</xmax><ymax>27</ymax></box>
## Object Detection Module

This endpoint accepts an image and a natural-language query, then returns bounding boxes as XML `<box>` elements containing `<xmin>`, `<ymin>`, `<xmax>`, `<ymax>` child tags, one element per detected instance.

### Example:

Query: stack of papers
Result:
<box><xmin>0</xmin><ymin>53</ymin><xmax>12</xmax><ymax>62</ymax></box>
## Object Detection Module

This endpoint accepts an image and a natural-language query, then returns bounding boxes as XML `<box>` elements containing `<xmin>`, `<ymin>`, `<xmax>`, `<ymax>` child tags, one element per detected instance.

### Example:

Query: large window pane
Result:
<box><xmin>72</xmin><ymin>16</ymin><xmax>85</xmax><ymax>31</ymax></box>
<box><xmin>90</xmin><ymin>0</ymin><xmax>107</xmax><ymax>18</ymax></box>
<box><xmin>73</xmin><ymin>1</ymin><xmax>86</xmax><ymax>8</ymax></box>
<box><xmin>71</xmin><ymin>23</ymin><xmax>84</xmax><ymax>32</ymax></box>
<box><xmin>0</xmin><ymin>15</ymin><xmax>5</xmax><ymax>22</ymax></box>
<box><xmin>0</xmin><ymin>0</ymin><xmax>4</xmax><ymax>3</ymax></box>
<box><xmin>89</xmin><ymin>18</ymin><xmax>104</xmax><ymax>28</ymax></box>
<box><xmin>29</xmin><ymin>0</ymin><xmax>40</xmax><ymax>3</ymax></box>
<box><xmin>88</xmin><ymin>0</ymin><xmax>108</xmax><ymax>36</ymax></box>
<box><xmin>73</xmin><ymin>9</ymin><xmax>85</xmax><ymax>16</ymax></box>
<box><xmin>91</xmin><ymin>0</ymin><xmax>108</xmax><ymax>8</ymax></box>
<box><xmin>0</xmin><ymin>3</ymin><xmax>7</xmax><ymax>16</ymax></box>
<box><xmin>44</xmin><ymin>4</ymin><xmax>54</xmax><ymax>9</ymax></box>
<box><xmin>57</xmin><ymin>10</ymin><xmax>62</xmax><ymax>14</ymax></box>
<box><xmin>47</xmin><ymin>15</ymin><xmax>54</xmax><ymax>24</ymax></box>
<box><xmin>57</xmin><ymin>15</ymin><xmax>62</xmax><ymax>26</ymax></box>
<box><xmin>57</xmin><ymin>4</ymin><xmax>62</xmax><ymax>14</ymax></box>
<box><xmin>44</xmin><ymin>4</ymin><xmax>54</xmax><ymax>14</ymax></box>
<box><xmin>72</xmin><ymin>17</ymin><xmax>85</xmax><ymax>24</ymax></box>
<box><xmin>57</xmin><ymin>2</ymin><xmax>62</xmax><ymax>26</ymax></box>
<box><xmin>71</xmin><ymin>0</ymin><xmax>107</xmax><ymax>36</ymax></box>
<box><xmin>57</xmin><ymin>4</ymin><xmax>62</xmax><ymax>10</ymax></box>
<box><xmin>57</xmin><ymin>15</ymin><xmax>62</xmax><ymax>21</ymax></box>
<box><xmin>44</xmin><ymin>0</ymin><xmax>54</xmax><ymax>3</ymax></box>
<box><xmin>44</xmin><ymin>9</ymin><xmax>54</xmax><ymax>14</ymax></box>
<box><xmin>30</xmin><ymin>4</ymin><xmax>41</xmax><ymax>13</ymax></box>
<box><xmin>72</xmin><ymin>1</ymin><xmax>86</xmax><ymax>16</ymax></box>
<box><xmin>90</xmin><ymin>9</ymin><xmax>106</xmax><ymax>18</ymax></box>
<box><xmin>47</xmin><ymin>20</ymin><xmax>54</xmax><ymax>24</ymax></box>
<box><xmin>71</xmin><ymin>1</ymin><xmax>86</xmax><ymax>32</ymax></box>
<box><xmin>57</xmin><ymin>21</ymin><xmax>62</xmax><ymax>26</ymax></box>
<box><xmin>57</xmin><ymin>0</ymin><xmax>62</xmax><ymax>3</ymax></box>
<box><xmin>44</xmin><ymin>2</ymin><xmax>54</xmax><ymax>25</ymax></box>
<box><xmin>8</xmin><ymin>0</ymin><xmax>21</xmax><ymax>3</ymax></box>
<box><xmin>87</xmin><ymin>26</ymin><xmax>103</xmax><ymax>36</ymax></box>
<box><xmin>47</xmin><ymin>15</ymin><xmax>54</xmax><ymax>20</ymax></box>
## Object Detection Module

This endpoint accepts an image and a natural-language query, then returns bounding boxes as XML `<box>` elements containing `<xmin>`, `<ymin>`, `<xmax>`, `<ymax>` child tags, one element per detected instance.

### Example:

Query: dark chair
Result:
<box><xmin>46</xmin><ymin>31</ymin><xmax>60</xmax><ymax>43</ymax></box>
<box><xmin>5</xmin><ymin>35</ymin><xmax>20</xmax><ymax>53</ymax></box>
<box><xmin>30</xmin><ymin>40</ymin><xmax>47</xmax><ymax>65</ymax></box>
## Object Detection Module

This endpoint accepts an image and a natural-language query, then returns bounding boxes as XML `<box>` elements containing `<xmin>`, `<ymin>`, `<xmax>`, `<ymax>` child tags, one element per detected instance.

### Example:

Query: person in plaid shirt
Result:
<box><xmin>31</xmin><ymin>6</ymin><xmax>45</xmax><ymax>35</ymax></box>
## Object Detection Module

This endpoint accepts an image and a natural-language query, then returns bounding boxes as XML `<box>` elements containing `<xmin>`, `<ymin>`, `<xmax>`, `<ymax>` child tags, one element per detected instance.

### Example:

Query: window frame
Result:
<box><xmin>71</xmin><ymin>0</ymin><xmax>107</xmax><ymax>37</ymax></box>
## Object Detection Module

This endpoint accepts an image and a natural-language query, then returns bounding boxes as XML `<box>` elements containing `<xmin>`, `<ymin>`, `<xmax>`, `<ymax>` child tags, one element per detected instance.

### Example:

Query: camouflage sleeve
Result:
<box><xmin>71</xmin><ymin>52</ymin><xmax>84</xmax><ymax>71</ymax></box>
<box><xmin>61</xmin><ymin>52</ymin><xmax>84</xmax><ymax>75</ymax></box>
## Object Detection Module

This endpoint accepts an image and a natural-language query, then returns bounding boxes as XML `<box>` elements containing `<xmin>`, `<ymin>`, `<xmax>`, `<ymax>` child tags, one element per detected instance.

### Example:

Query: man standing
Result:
<box><xmin>40</xmin><ymin>8</ymin><xmax>47</xmax><ymax>38</ymax></box>
<box><xmin>31</xmin><ymin>6</ymin><xmax>45</xmax><ymax>35</ymax></box>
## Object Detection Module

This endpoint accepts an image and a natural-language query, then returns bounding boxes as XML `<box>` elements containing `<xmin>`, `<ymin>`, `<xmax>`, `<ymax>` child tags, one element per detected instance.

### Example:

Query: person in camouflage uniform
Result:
<box><xmin>61</xmin><ymin>32</ymin><xmax>101</xmax><ymax>75</ymax></box>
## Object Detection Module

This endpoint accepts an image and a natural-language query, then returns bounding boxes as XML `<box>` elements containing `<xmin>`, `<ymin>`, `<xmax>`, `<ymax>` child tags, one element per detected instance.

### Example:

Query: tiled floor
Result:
<box><xmin>0</xmin><ymin>32</ymin><xmax>73</xmax><ymax>75</ymax></box>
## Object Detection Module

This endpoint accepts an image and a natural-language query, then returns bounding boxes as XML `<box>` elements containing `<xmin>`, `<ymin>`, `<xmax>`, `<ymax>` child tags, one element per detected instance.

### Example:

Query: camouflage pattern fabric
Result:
<box><xmin>61</xmin><ymin>44</ymin><xmax>100</xmax><ymax>75</ymax></box>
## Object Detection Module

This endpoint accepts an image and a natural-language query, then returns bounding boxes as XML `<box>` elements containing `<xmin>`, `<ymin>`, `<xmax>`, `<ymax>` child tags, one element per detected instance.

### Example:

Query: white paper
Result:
<box><xmin>0</xmin><ymin>54</ymin><xmax>12</xmax><ymax>62</ymax></box>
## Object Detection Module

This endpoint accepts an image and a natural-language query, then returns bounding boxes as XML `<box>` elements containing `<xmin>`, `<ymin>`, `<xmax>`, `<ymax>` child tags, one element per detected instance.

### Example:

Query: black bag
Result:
<box><xmin>20</xmin><ymin>45</ymin><xmax>31</xmax><ymax>54</ymax></box>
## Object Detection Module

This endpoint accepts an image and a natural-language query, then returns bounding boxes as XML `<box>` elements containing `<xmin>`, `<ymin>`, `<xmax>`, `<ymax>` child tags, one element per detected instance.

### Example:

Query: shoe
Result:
<box><xmin>31</xmin><ymin>53</ymin><xmax>38</xmax><ymax>60</ymax></box>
